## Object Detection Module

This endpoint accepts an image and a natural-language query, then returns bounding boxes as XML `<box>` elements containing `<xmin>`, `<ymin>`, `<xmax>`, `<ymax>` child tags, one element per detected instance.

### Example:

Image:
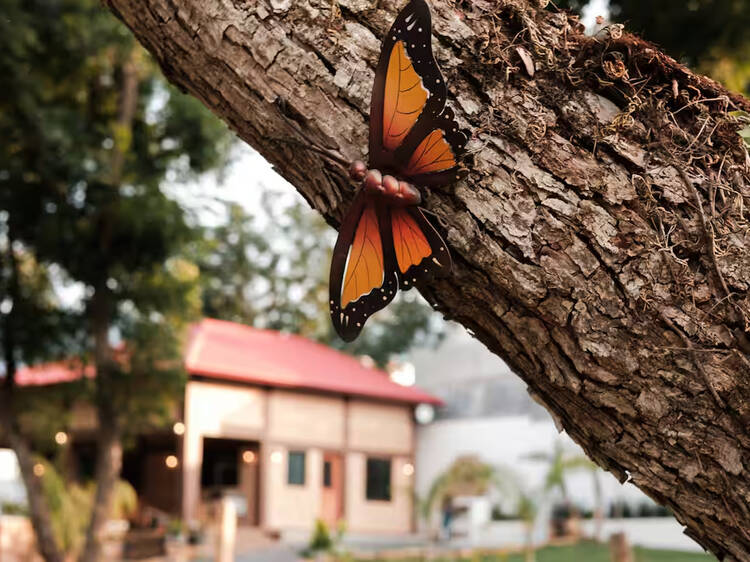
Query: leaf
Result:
<box><xmin>729</xmin><ymin>110</ymin><xmax>750</xmax><ymax>121</ymax></box>
<box><xmin>516</xmin><ymin>46</ymin><xmax>535</xmax><ymax>78</ymax></box>
<box><xmin>739</xmin><ymin>124</ymin><xmax>750</xmax><ymax>150</ymax></box>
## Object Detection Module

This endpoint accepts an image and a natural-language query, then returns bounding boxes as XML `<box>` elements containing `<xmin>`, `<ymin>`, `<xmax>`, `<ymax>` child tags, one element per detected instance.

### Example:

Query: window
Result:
<box><xmin>366</xmin><ymin>457</ymin><xmax>391</xmax><ymax>501</ymax></box>
<box><xmin>323</xmin><ymin>461</ymin><xmax>332</xmax><ymax>488</ymax></box>
<box><xmin>287</xmin><ymin>451</ymin><xmax>306</xmax><ymax>485</ymax></box>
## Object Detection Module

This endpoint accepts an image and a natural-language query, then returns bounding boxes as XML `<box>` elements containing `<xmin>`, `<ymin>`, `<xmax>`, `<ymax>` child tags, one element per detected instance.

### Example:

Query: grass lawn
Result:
<box><xmin>504</xmin><ymin>543</ymin><xmax>716</xmax><ymax>562</ymax></box>
<box><xmin>356</xmin><ymin>542</ymin><xmax>716</xmax><ymax>562</ymax></box>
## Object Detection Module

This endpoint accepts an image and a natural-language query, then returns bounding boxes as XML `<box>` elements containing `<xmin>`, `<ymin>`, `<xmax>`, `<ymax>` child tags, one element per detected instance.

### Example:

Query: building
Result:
<box><xmin>5</xmin><ymin>318</ymin><xmax>440</xmax><ymax>535</ymax></box>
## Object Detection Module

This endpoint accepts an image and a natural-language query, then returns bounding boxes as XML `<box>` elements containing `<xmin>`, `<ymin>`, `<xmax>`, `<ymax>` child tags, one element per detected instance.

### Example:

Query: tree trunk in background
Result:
<box><xmin>79</xmin><ymin>413</ymin><xmax>122</xmax><ymax>562</ymax></box>
<box><xmin>102</xmin><ymin>0</ymin><xmax>750</xmax><ymax>558</ymax></box>
<box><xmin>79</xmin><ymin>282</ymin><xmax>123</xmax><ymax>562</ymax></box>
<box><xmin>3</xmin><ymin>430</ymin><xmax>63</xmax><ymax>562</ymax></box>
<box><xmin>0</xmin><ymin>234</ymin><xmax>63</xmax><ymax>562</ymax></box>
<box><xmin>80</xmin><ymin>53</ymin><xmax>138</xmax><ymax>562</ymax></box>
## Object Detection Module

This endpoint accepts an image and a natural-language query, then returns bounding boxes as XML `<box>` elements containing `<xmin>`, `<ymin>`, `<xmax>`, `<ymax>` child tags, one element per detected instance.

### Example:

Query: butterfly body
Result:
<box><xmin>329</xmin><ymin>0</ymin><xmax>468</xmax><ymax>342</ymax></box>
<box><xmin>349</xmin><ymin>161</ymin><xmax>422</xmax><ymax>206</ymax></box>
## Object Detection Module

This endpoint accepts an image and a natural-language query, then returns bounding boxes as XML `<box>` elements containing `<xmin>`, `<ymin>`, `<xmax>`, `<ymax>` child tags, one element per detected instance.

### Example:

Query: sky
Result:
<box><xmin>164</xmin><ymin>144</ymin><xmax>302</xmax><ymax>229</ymax></box>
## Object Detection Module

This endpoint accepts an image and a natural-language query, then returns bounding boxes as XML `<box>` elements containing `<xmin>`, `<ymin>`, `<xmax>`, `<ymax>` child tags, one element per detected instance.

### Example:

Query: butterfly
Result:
<box><xmin>329</xmin><ymin>0</ymin><xmax>468</xmax><ymax>342</ymax></box>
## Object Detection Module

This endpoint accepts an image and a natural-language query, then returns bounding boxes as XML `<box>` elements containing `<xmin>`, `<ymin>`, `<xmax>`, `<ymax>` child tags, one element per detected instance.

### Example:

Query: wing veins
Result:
<box><xmin>342</xmin><ymin>209</ymin><xmax>385</xmax><ymax>305</ymax></box>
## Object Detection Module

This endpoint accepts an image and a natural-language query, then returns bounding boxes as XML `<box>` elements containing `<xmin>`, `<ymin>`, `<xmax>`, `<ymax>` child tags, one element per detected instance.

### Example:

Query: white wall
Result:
<box><xmin>416</xmin><ymin>416</ymin><xmax>647</xmax><ymax>510</ymax></box>
<box><xmin>0</xmin><ymin>449</ymin><xmax>25</xmax><ymax>506</ymax></box>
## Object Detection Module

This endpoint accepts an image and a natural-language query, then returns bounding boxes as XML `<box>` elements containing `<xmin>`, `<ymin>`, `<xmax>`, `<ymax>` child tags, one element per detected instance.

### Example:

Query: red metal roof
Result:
<box><xmin>15</xmin><ymin>360</ymin><xmax>95</xmax><ymax>387</ymax></box>
<box><xmin>15</xmin><ymin>318</ymin><xmax>440</xmax><ymax>405</ymax></box>
<box><xmin>185</xmin><ymin>319</ymin><xmax>441</xmax><ymax>405</ymax></box>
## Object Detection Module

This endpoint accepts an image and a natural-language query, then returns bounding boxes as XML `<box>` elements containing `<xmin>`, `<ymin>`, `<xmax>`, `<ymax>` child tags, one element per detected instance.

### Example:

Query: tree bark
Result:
<box><xmin>102</xmin><ymin>0</ymin><xmax>750</xmax><ymax>558</ymax></box>
<box><xmin>79</xmin><ymin>284</ymin><xmax>123</xmax><ymax>562</ymax></box>
<box><xmin>0</xmin><ymin>233</ymin><xmax>63</xmax><ymax>562</ymax></box>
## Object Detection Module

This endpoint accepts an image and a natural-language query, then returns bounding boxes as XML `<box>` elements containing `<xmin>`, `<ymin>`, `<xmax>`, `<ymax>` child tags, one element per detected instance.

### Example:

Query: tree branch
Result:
<box><xmin>102</xmin><ymin>0</ymin><xmax>750</xmax><ymax>557</ymax></box>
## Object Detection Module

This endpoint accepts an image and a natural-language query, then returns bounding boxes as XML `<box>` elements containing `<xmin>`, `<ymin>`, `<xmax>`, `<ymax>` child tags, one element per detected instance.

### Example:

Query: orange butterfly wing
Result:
<box><xmin>390</xmin><ymin>206</ymin><xmax>451</xmax><ymax>287</ymax></box>
<box><xmin>382</xmin><ymin>41</ymin><xmax>429</xmax><ymax>152</ymax></box>
<box><xmin>341</xmin><ymin>204</ymin><xmax>385</xmax><ymax>308</ymax></box>
<box><xmin>368</xmin><ymin>0</ymin><xmax>448</xmax><ymax>170</ymax></box>
<box><xmin>391</xmin><ymin>207</ymin><xmax>431</xmax><ymax>273</ymax></box>
<box><xmin>368</xmin><ymin>0</ymin><xmax>467</xmax><ymax>184</ymax></box>
<box><xmin>403</xmin><ymin>129</ymin><xmax>456</xmax><ymax>176</ymax></box>
<box><xmin>330</xmin><ymin>0</ymin><xmax>466</xmax><ymax>342</ymax></box>
<box><xmin>329</xmin><ymin>191</ymin><xmax>398</xmax><ymax>341</ymax></box>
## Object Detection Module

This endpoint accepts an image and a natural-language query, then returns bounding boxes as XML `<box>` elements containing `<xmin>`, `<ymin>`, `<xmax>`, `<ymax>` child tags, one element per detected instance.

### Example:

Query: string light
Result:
<box><xmin>403</xmin><ymin>463</ymin><xmax>415</xmax><ymax>477</ymax></box>
<box><xmin>165</xmin><ymin>455</ymin><xmax>179</xmax><ymax>469</ymax></box>
<box><xmin>33</xmin><ymin>463</ymin><xmax>45</xmax><ymax>477</ymax></box>
<box><xmin>242</xmin><ymin>450</ymin><xmax>256</xmax><ymax>464</ymax></box>
<box><xmin>54</xmin><ymin>431</ymin><xmax>68</xmax><ymax>445</ymax></box>
<box><xmin>173</xmin><ymin>422</ymin><xmax>185</xmax><ymax>436</ymax></box>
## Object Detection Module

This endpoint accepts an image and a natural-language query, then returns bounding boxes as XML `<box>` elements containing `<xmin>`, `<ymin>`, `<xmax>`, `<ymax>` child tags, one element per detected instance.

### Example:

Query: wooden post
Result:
<box><xmin>609</xmin><ymin>532</ymin><xmax>634</xmax><ymax>562</ymax></box>
<box><xmin>217</xmin><ymin>497</ymin><xmax>237</xmax><ymax>562</ymax></box>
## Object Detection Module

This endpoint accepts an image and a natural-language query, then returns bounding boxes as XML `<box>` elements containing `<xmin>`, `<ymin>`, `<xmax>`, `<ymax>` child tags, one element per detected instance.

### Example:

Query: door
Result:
<box><xmin>320</xmin><ymin>453</ymin><xmax>343</xmax><ymax>526</ymax></box>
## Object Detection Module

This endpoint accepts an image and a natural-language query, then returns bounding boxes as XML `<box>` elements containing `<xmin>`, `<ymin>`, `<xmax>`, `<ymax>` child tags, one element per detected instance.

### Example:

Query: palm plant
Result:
<box><xmin>526</xmin><ymin>442</ymin><xmax>596</xmax><ymax>504</ymax></box>
<box><xmin>420</xmin><ymin>456</ymin><xmax>520</xmax><ymax>533</ymax></box>
<box><xmin>517</xmin><ymin>492</ymin><xmax>538</xmax><ymax>562</ymax></box>
<box><xmin>525</xmin><ymin>441</ymin><xmax>603</xmax><ymax>539</ymax></box>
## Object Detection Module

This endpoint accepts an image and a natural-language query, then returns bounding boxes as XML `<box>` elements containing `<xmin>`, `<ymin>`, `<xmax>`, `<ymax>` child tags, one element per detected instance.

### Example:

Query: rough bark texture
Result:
<box><xmin>102</xmin><ymin>0</ymin><xmax>750</xmax><ymax>558</ymax></box>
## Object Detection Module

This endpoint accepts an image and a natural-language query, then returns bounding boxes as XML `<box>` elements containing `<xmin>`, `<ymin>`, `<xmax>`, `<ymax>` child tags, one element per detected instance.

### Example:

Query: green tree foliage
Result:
<box><xmin>0</xmin><ymin>0</ymin><xmax>231</xmax><ymax>558</ymax></box>
<box><xmin>0</xmin><ymin>0</ymin><xmax>226</xmax><ymax>377</ymax></box>
<box><xmin>0</xmin><ymin>0</ymin><xmax>220</xmax><ymax>428</ymax></box>
<box><xmin>555</xmin><ymin>0</ymin><xmax>750</xmax><ymax>94</ymax></box>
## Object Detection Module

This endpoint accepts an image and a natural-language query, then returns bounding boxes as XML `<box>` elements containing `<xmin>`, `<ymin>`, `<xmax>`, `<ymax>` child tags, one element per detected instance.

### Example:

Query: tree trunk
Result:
<box><xmin>79</xmin><ymin>283</ymin><xmax>123</xmax><ymax>562</ymax></box>
<box><xmin>102</xmin><ymin>0</ymin><xmax>750</xmax><ymax>558</ymax></box>
<box><xmin>79</xmin><ymin>417</ymin><xmax>122</xmax><ymax>562</ymax></box>
<box><xmin>80</xmin><ymin>52</ymin><xmax>138</xmax><ymax>562</ymax></box>
<box><xmin>3</xmin><ymin>430</ymin><xmax>63</xmax><ymax>562</ymax></box>
<box><xmin>0</xmin><ymin>234</ymin><xmax>63</xmax><ymax>562</ymax></box>
<box><xmin>524</xmin><ymin>524</ymin><xmax>535</xmax><ymax>562</ymax></box>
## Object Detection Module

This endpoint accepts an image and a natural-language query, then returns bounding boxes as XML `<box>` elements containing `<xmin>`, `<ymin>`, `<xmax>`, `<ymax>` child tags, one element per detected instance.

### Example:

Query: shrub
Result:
<box><xmin>309</xmin><ymin>518</ymin><xmax>333</xmax><ymax>552</ymax></box>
